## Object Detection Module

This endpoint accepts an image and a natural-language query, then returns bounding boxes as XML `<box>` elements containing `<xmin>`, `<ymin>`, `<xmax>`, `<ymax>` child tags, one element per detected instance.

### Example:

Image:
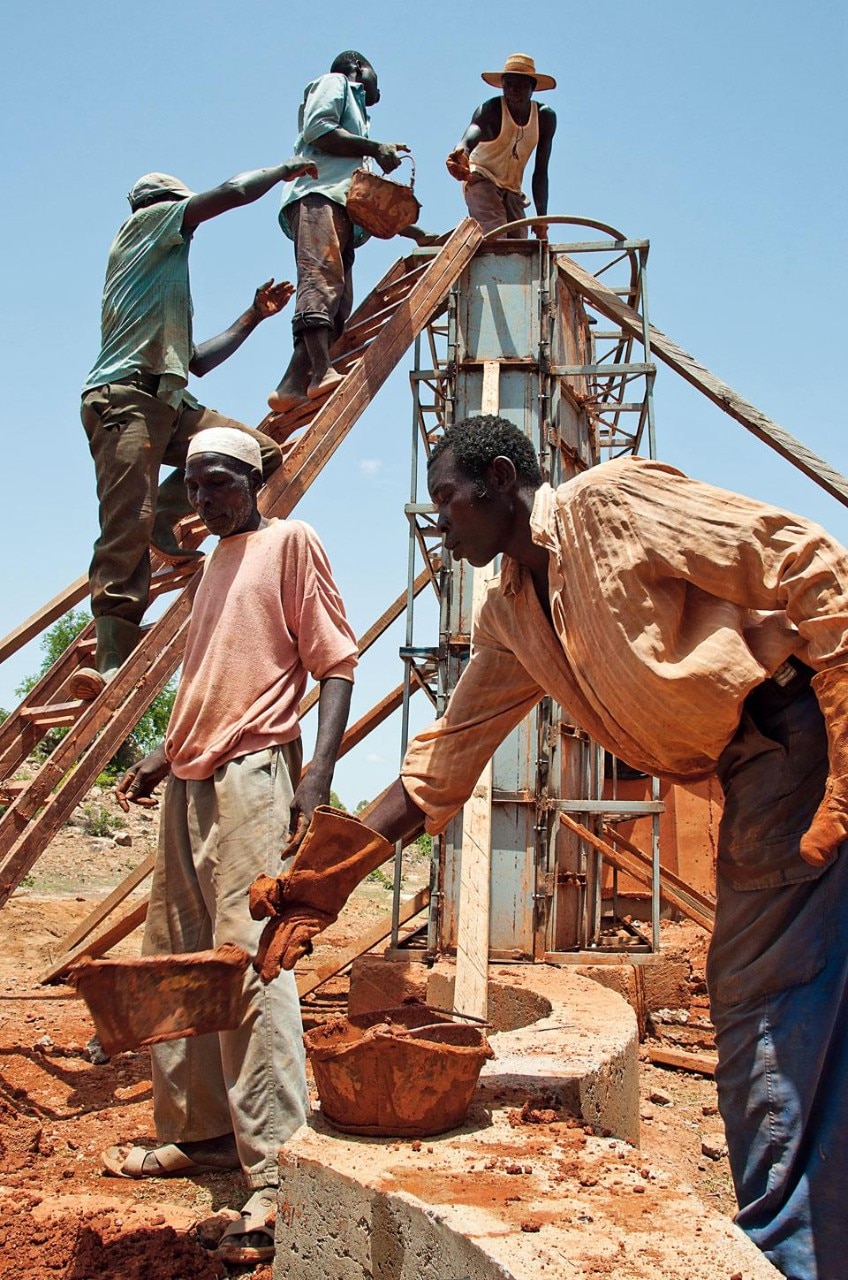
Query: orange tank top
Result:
<box><xmin>468</xmin><ymin>99</ymin><xmax>539</xmax><ymax>193</ymax></box>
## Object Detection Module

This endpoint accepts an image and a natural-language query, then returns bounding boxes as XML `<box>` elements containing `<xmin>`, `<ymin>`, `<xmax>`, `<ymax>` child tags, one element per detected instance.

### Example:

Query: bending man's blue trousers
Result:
<box><xmin>709</xmin><ymin>685</ymin><xmax>848</xmax><ymax>1280</ymax></box>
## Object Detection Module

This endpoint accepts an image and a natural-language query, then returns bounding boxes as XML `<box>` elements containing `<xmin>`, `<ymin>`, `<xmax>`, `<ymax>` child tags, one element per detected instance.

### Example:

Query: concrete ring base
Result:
<box><xmin>274</xmin><ymin>963</ymin><xmax>780</xmax><ymax>1278</ymax></box>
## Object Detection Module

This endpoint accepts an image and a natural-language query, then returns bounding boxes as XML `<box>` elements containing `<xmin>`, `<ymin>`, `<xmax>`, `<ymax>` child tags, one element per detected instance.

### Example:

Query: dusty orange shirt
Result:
<box><xmin>166</xmin><ymin>518</ymin><xmax>357</xmax><ymax>779</ymax></box>
<box><xmin>402</xmin><ymin>458</ymin><xmax>848</xmax><ymax>834</ymax></box>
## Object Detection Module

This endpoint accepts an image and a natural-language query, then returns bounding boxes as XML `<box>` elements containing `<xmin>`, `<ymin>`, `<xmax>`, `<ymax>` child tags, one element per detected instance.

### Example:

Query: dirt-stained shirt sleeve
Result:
<box><xmin>401</xmin><ymin>608</ymin><xmax>543</xmax><ymax>834</ymax></box>
<box><xmin>403</xmin><ymin>458</ymin><xmax>848</xmax><ymax>804</ymax></box>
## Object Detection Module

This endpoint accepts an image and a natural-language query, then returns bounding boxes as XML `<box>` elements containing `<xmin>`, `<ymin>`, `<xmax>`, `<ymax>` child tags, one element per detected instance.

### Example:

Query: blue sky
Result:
<box><xmin>1</xmin><ymin>0</ymin><xmax>846</xmax><ymax>806</ymax></box>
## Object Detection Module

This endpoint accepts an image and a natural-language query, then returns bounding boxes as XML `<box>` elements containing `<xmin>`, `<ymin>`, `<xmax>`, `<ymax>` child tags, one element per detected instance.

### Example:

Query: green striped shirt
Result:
<box><xmin>83</xmin><ymin>199</ymin><xmax>198</xmax><ymax>408</ymax></box>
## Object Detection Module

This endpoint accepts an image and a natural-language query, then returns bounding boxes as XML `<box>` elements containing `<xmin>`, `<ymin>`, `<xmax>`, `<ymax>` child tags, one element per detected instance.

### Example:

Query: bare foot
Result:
<box><xmin>267</xmin><ymin>388</ymin><xmax>309</xmax><ymax>413</ymax></box>
<box><xmin>306</xmin><ymin>367</ymin><xmax>345</xmax><ymax>400</ymax></box>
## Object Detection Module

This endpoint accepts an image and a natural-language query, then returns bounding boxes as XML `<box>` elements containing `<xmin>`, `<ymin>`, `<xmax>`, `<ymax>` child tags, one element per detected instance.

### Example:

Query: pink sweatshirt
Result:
<box><xmin>166</xmin><ymin>518</ymin><xmax>357</xmax><ymax>779</ymax></box>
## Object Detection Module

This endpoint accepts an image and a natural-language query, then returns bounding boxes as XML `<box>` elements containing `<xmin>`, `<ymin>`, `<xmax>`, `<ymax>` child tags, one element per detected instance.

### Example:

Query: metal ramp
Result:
<box><xmin>0</xmin><ymin>220</ymin><xmax>483</xmax><ymax>936</ymax></box>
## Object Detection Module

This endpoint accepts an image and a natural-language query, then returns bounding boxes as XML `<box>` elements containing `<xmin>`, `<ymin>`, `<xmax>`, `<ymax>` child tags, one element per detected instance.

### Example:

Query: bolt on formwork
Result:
<box><xmin>387</xmin><ymin>221</ymin><xmax>666</xmax><ymax>964</ymax></box>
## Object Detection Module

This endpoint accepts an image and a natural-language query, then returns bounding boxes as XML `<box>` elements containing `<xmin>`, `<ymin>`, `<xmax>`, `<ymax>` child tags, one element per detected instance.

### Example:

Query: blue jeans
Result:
<box><xmin>709</xmin><ymin>687</ymin><xmax>848</xmax><ymax>1279</ymax></box>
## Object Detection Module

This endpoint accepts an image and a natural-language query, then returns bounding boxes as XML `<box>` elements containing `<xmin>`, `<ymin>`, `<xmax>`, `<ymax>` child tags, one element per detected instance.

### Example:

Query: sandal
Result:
<box><xmin>102</xmin><ymin>1142</ymin><xmax>239</xmax><ymax>1179</ymax></box>
<box><xmin>215</xmin><ymin>1187</ymin><xmax>277</xmax><ymax>1264</ymax></box>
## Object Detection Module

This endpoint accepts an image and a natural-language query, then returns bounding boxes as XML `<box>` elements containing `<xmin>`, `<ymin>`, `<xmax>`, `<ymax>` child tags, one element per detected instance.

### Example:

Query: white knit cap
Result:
<box><xmin>186</xmin><ymin>428</ymin><xmax>262</xmax><ymax>474</ymax></box>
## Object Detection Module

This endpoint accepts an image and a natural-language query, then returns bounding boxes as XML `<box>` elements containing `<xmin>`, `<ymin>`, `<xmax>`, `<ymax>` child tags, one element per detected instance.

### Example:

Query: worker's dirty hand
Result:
<box><xmin>373</xmin><ymin>143</ymin><xmax>407</xmax><ymax>174</ymax></box>
<box><xmin>445</xmin><ymin>147</ymin><xmax>471</xmax><ymax>181</ymax></box>
<box><xmin>531</xmin><ymin>221</ymin><xmax>549</xmax><ymax>240</ymax></box>
<box><xmin>252</xmin><ymin>279</ymin><xmax>295</xmax><ymax>318</ymax></box>
<box><xmin>247</xmin><ymin>806</ymin><xmax>394</xmax><ymax>978</ymax></box>
<box><xmin>281</xmin><ymin>158</ymin><xmax>318</xmax><ymax>182</ymax></box>
<box><xmin>116</xmin><ymin>744</ymin><xmax>170</xmax><ymax>812</ymax></box>
<box><xmin>252</xmin><ymin>906</ymin><xmax>335</xmax><ymax>981</ymax></box>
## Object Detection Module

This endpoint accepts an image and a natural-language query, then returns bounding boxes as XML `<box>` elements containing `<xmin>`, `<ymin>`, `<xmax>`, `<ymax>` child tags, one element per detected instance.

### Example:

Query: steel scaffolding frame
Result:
<box><xmin>392</xmin><ymin>223</ymin><xmax>664</xmax><ymax>961</ymax></box>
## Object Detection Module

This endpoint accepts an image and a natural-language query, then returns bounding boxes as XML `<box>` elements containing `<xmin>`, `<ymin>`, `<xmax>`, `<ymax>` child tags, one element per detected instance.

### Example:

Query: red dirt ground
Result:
<box><xmin>0</xmin><ymin>785</ymin><xmax>732</xmax><ymax>1278</ymax></box>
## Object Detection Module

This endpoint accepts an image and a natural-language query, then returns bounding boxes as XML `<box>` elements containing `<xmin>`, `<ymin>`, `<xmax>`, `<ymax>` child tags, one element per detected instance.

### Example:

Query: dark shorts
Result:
<box><xmin>285</xmin><ymin>195</ymin><xmax>355</xmax><ymax>338</ymax></box>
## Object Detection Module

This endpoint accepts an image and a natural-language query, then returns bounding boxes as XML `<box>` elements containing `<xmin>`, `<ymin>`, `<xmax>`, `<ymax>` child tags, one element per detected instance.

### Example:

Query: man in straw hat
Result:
<box><xmin>72</xmin><ymin>157</ymin><xmax>316</xmax><ymax>702</ymax></box>
<box><xmin>446</xmin><ymin>52</ymin><xmax>557</xmax><ymax>238</ymax></box>
<box><xmin>106</xmin><ymin>425</ymin><xmax>357</xmax><ymax>1266</ymax></box>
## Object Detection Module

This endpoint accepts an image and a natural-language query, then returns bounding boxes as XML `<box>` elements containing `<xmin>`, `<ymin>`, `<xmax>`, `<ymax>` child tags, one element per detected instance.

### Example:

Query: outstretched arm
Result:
<box><xmin>189</xmin><ymin>279</ymin><xmax>294</xmax><ymax>377</ymax></box>
<box><xmin>182</xmin><ymin>158</ymin><xmax>317</xmax><ymax>231</ymax></box>
<box><xmin>446</xmin><ymin>101</ymin><xmax>494</xmax><ymax>179</ymax></box>
<box><xmin>530</xmin><ymin>107</ymin><xmax>557</xmax><ymax>238</ymax></box>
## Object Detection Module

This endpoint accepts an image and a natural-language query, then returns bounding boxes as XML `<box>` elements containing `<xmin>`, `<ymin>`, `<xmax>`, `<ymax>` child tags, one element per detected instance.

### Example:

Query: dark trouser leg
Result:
<box><xmin>464</xmin><ymin>174</ymin><xmax>529</xmax><ymax>236</ymax></box>
<box><xmin>151</xmin><ymin>468</ymin><xmax>205</xmax><ymax>562</ymax></box>
<box><xmin>274</xmin><ymin>195</ymin><xmax>354</xmax><ymax>403</ymax></box>
<box><xmin>82</xmin><ymin>383</ymin><xmax>178</xmax><ymax>626</ymax></box>
<box><xmin>709</xmin><ymin>688</ymin><xmax>848</xmax><ymax>1278</ymax></box>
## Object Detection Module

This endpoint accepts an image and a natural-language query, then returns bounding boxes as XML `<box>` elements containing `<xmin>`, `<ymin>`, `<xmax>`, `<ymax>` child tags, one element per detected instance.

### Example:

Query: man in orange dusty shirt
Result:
<box><xmin>106</xmin><ymin>426</ymin><xmax>357</xmax><ymax>1267</ymax></box>
<box><xmin>266</xmin><ymin>415</ymin><xmax>848</xmax><ymax>1280</ymax></box>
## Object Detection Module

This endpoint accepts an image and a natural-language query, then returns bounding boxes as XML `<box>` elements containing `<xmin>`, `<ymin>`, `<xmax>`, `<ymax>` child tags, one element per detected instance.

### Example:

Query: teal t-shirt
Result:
<box><xmin>279</xmin><ymin>71</ymin><xmax>371</xmax><ymax>246</ymax></box>
<box><xmin>82</xmin><ymin>199</ymin><xmax>198</xmax><ymax>408</ymax></box>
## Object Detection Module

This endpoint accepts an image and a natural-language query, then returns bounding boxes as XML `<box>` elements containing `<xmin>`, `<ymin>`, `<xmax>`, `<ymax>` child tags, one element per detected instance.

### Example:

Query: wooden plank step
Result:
<box><xmin>19</xmin><ymin>701</ymin><xmax>85</xmax><ymax>727</ymax></box>
<box><xmin>646</xmin><ymin>1045</ymin><xmax>717</xmax><ymax>1076</ymax></box>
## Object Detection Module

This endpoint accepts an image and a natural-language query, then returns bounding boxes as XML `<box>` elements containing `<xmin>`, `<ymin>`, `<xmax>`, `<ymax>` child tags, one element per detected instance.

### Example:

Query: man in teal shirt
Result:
<box><xmin>267</xmin><ymin>51</ymin><xmax>408</xmax><ymax>412</ymax></box>
<box><xmin>72</xmin><ymin>159</ymin><xmax>314</xmax><ymax>701</ymax></box>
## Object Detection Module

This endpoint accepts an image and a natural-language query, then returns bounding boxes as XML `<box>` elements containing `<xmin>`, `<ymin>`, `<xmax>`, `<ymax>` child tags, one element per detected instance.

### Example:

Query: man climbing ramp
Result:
<box><xmin>72</xmin><ymin>157</ymin><xmax>315</xmax><ymax>701</ymax></box>
<box><xmin>268</xmin><ymin>50</ymin><xmax>410</xmax><ymax>414</ymax></box>
<box><xmin>446</xmin><ymin>52</ymin><xmax>557</xmax><ymax>238</ymax></box>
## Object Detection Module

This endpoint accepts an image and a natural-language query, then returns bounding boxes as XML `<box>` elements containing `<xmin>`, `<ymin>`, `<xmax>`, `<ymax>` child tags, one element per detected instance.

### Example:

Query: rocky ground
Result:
<box><xmin>0</xmin><ymin>781</ymin><xmax>734</xmax><ymax>1279</ymax></box>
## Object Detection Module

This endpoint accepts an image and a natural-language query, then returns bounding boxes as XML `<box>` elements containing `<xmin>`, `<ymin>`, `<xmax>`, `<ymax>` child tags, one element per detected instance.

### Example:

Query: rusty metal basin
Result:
<box><xmin>304</xmin><ymin>1004</ymin><xmax>494</xmax><ymax>1138</ymax></box>
<box><xmin>68</xmin><ymin>943</ymin><xmax>251</xmax><ymax>1055</ymax></box>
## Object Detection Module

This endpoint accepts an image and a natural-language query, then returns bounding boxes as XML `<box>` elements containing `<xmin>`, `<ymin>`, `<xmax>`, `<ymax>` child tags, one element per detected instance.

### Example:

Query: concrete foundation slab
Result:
<box><xmin>274</xmin><ymin>962</ymin><xmax>779</xmax><ymax>1278</ymax></box>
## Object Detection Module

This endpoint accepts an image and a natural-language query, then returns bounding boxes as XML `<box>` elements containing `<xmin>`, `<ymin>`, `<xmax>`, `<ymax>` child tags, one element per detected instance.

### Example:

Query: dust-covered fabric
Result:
<box><xmin>82</xmin><ymin>198</ymin><xmax>197</xmax><ymax>409</ymax></box>
<box><xmin>166</xmin><ymin>518</ymin><xmax>357</xmax><ymax>778</ymax></box>
<box><xmin>402</xmin><ymin>456</ymin><xmax>848</xmax><ymax>833</ymax></box>
<box><xmin>279</xmin><ymin>70</ymin><xmax>370</xmax><ymax>245</ymax></box>
<box><xmin>284</xmin><ymin>194</ymin><xmax>355</xmax><ymax>337</ymax></box>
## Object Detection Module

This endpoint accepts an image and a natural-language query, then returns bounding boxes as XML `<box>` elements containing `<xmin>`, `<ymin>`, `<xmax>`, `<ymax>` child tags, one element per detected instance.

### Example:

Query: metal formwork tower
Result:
<box><xmin>396</xmin><ymin>222</ymin><xmax>663</xmax><ymax>962</ymax></box>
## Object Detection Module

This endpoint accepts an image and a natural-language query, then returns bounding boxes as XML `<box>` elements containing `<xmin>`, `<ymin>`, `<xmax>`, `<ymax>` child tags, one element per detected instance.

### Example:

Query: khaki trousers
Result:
<box><xmin>143</xmin><ymin>744</ymin><xmax>308</xmax><ymax>1188</ymax></box>
<box><xmin>81</xmin><ymin>384</ymin><xmax>282</xmax><ymax>625</ymax></box>
<box><xmin>463</xmin><ymin>173</ymin><xmax>530</xmax><ymax>236</ymax></box>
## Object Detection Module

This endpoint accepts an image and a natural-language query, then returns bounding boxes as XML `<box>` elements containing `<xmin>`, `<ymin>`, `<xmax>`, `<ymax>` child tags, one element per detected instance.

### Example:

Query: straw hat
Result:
<box><xmin>481</xmin><ymin>53</ymin><xmax>556</xmax><ymax>92</ymax></box>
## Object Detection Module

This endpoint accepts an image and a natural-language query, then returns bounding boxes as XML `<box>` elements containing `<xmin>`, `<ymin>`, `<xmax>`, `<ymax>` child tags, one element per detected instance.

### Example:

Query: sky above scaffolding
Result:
<box><xmin>1</xmin><ymin>0</ymin><xmax>846</xmax><ymax>806</ymax></box>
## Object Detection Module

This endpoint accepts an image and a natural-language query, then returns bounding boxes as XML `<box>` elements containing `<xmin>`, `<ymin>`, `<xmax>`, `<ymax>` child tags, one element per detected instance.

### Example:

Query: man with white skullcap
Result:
<box><xmin>107</xmin><ymin>426</ymin><xmax>357</xmax><ymax>1266</ymax></box>
<box><xmin>446</xmin><ymin>53</ymin><xmax>557</xmax><ymax>238</ymax></box>
<box><xmin>72</xmin><ymin>155</ymin><xmax>317</xmax><ymax>701</ymax></box>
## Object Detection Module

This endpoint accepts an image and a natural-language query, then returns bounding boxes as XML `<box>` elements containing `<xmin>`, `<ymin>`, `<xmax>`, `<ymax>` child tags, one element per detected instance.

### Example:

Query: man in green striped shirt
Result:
<box><xmin>73</xmin><ymin>159</ymin><xmax>315</xmax><ymax>701</ymax></box>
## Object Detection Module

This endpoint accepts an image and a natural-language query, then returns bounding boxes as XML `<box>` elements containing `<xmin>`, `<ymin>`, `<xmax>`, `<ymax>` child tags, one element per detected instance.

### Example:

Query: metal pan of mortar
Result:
<box><xmin>304</xmin><ymin>1004</ymin><xmax>495</xmax><ymax>1137</ymax></box>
